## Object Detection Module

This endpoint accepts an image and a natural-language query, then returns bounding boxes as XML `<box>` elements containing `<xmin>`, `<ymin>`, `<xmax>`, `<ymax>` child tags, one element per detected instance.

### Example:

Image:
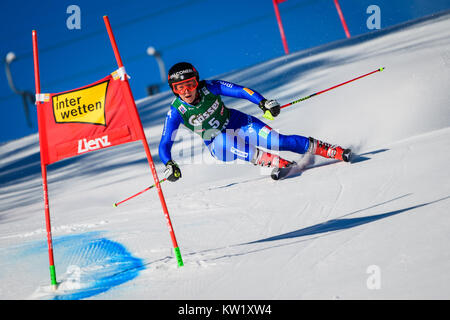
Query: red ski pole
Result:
<box><xmin>114</xmin><ymin>178</ymin><xmax>167</xmax><ymax>207</ymax></box>
<box><xmin>281</xmin><ymin>67</ymin><xmax>384</xmax><ymax>109</ymax></box>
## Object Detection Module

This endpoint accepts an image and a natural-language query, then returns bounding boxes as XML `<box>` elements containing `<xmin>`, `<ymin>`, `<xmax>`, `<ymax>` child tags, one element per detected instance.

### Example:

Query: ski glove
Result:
<box><xmin>259</xmin><ymin>99</ymin><xmax>280</xmax><ymax>120</ymax></box>
<box><xmin>164</xmin><ymin>160</ymin><xmax>182</xmax><ymax>182</ymax></box>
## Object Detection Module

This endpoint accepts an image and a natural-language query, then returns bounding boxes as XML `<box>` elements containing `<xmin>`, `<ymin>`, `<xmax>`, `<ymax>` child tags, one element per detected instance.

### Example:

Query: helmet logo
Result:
<box><xmin>169</xmin><ymin>69</ymin><xmax>195</xmax><ymax>79</ymax></box>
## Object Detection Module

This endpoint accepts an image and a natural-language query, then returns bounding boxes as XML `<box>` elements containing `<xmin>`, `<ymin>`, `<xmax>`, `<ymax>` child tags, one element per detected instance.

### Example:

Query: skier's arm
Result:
<box><xmin>206</xmin><ymin>80</ymin><xmax>280</xmax><ymax>118</ymax></box>
<box><xmin>158</xmin><ymin>105</ymin><xmax>183</xmax><ymax>165</ymax></box>
<box><xmin>205</xmin><ymin>80</ymin><xmax>265</xmax><ymax>105</ymax></box>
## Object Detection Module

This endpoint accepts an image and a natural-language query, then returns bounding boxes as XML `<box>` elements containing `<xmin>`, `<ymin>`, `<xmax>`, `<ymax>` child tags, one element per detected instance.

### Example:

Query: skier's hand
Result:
<box><xmin>259</xmin><ymin>99</ymin><xmax>280</xmax><ymax>120</ymax></box>
<box><xmin>164</xmin><ymin>160</ymin><xmax>182</xmax><ymax>182</ymax></box>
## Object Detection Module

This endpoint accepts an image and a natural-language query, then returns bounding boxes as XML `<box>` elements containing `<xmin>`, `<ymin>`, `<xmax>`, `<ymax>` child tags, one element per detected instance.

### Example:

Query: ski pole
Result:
<box><xmin>283</xmin><ymin>67</ymin><xmax>384</xmax><ymax>109</ymax></box>
<box><xmin>263</xmin><ymin>67</ymin><xmax>384</xmax><ymax>119</ymax></box>
<box><xmin>114</xmin><ymin>178</ymin><xmax>167</xmax><ymax>207</ymax></box>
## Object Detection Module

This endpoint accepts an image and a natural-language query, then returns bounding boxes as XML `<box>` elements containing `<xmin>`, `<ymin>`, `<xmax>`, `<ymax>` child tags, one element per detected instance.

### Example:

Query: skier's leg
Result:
<box><xmin>219</xmin><ymin>109</ymin><xmax>296</xmax><ymax>168</ymax></box>
<box><xmin>206</xmin><ymin>130</ymin><xmax>255</xmax><ymax>163</ymax></box>
<box><xmin>232</xmin><ymin>110</ymin><xmax>351</xmax><ymax>162</ymax></box>
<box><xmin>229</xmin><ymin>109</ymin><xmax>309</xmax><ymax>154</ymax></box>
<box><xmin>208</xmin><ymin>109</ymin><xmax>351</xmax><ymax>166</ymax></box>
<box><xmin>207</xmin><ymin>129</ymin><xmax>293</xmax><ymax>169</ymax></box>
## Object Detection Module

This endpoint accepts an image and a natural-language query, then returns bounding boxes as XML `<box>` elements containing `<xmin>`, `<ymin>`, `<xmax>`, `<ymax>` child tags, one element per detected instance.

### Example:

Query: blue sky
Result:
<box><xmin>1</xmin><ymin>0</ymin><xmax>449</xmax><ymax>143</ymax></box>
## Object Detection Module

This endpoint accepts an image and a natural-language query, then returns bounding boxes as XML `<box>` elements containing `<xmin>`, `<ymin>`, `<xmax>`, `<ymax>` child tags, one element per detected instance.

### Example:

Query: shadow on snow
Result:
<box><xmin>247</xmin><ymin>195</ymin><xmax>450</xmax><ymax>245</ymax></box>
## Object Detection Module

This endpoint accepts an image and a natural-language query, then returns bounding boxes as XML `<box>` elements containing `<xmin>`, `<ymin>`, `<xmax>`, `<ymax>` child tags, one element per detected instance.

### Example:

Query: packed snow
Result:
<box><xmin>0</xmin><ymin>11</ymin><xmax>450</xmax><ymax>300</ymax></box>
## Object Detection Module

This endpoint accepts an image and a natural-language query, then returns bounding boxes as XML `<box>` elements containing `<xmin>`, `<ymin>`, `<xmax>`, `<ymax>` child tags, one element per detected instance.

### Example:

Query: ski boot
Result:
<box><xmin>251</xmin><ymin>148</ymin><xmax>293</xmax><ymax>168</ymax></box>
<box><xmin>307</xmin><ymin>137</ymin><xmax>352</xmax><ymax>162</ymax></box>
<box><xmin>251</xmin><ymin>148</ymin><xmax>296</xmax><ymax>180</ymax></box>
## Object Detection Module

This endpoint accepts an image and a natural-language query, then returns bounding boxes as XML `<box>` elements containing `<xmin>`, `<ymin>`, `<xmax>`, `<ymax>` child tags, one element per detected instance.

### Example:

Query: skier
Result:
<box><xmin>159</xmin><ymin>62</ymin><xmax>351</xmax><ymax>181</ymax></box>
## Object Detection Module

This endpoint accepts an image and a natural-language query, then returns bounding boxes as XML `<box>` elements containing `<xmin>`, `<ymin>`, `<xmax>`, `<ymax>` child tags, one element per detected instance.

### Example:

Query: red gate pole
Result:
<box><xmin>333</xmin><ymin>0</ymin><xmax>351</xmax><ymax>38</ymax></box>
<box><xmin>103</xmin><ymin>16</ymin><xmax>184</xmax><ymax>267</ymax></box>
<box><xmin>32</xmin><ymin>30</ymin><xmax>58</xmax><ymax>290</ymax></box>
<box><xmin>272</xmin><ymin>0</ymin><xmax>289</xmax><ymax>55</ymax></box>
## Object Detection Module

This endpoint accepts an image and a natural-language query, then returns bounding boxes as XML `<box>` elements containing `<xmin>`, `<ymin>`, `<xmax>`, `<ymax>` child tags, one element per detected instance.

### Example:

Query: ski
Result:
<box><xmin>271</xmin><ymin>148</ymin><xmax>353</xmax><ymax>181</ymax></box>
<box><xmin>271</xmin><ymin>163</ymin><xmax>297</xmax><ymax>180</ymax></box>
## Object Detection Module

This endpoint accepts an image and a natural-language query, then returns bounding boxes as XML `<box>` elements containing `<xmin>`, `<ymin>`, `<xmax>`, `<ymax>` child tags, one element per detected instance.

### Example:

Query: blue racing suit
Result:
<box><xmin>158</xmin><ymin>80</ymin><xmax>310</xmax><ymax>165</ymax></box>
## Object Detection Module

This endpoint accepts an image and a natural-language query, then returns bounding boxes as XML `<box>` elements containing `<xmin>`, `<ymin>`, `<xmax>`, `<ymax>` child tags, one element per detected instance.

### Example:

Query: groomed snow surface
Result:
<box><xmin>1</xmin><ymin>11</ymin><xmax>450</xmax><ymax>300</ymax></box>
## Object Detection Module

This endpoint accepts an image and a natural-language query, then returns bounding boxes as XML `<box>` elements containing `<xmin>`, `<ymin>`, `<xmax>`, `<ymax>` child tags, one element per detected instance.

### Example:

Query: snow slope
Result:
<box><xmin>1</xmin><ymin>11</ymin><xmax>450</xmax><ymax>300</ymax></box>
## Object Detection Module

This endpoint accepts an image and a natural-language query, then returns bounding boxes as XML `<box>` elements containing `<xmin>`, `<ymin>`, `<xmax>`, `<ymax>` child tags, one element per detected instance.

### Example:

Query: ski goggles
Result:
<box><xmin>172</xmin><ymin>77</ymin><xmax>198</xmax><ymax>94</ymax></box>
